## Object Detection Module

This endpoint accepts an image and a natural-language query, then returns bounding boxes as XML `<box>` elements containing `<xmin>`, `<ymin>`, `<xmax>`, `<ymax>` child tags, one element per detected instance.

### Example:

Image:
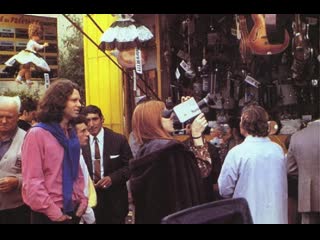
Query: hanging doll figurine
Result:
<box><xmin>4</xmin><ymin>22</ymin><xmax>50</xmax><ymax>86</ymax></box>
<box><xmin>100</xmin><ymin>14</ymin><xmax>154</xmax><ymax>53</ymax></box>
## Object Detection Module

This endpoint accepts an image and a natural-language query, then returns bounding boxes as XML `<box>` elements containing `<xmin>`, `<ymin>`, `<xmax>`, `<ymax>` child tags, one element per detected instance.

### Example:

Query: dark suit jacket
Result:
<box><xmin>82</xmin><ymin>128</ymin><xmax>132</xmax><ymax>222</ymax></box>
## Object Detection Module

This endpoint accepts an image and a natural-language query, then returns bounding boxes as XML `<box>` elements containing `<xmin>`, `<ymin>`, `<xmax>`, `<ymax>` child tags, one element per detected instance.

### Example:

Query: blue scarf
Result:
<box><xmin>36</xmin><ymin>122</ymin><xmax>80</xmax><ymax>213</ymax></box>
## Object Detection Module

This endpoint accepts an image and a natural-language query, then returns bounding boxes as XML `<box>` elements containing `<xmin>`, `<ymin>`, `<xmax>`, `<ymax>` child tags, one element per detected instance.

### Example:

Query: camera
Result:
<box><xmin>162</xmin><ymin>94</ymin><xmax>215</xmax><ymax>124</ymax></box>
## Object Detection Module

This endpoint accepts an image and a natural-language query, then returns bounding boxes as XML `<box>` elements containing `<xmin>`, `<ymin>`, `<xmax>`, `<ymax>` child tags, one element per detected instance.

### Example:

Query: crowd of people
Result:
<box><xmin>0</xmin><ymin>78</ymin><xmax>319</xmax><ymax>224</ymax></box>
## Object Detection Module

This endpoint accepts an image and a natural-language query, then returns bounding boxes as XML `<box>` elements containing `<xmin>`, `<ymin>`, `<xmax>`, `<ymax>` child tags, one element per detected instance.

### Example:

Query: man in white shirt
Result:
<box><xmin>81</xmin><ymin>105</ymin><xmax>132</xmax><ymax>224</ymax></box>
<box><xmin>73</xmin><ymin>115</ymin><xmax>96</xmax><ymax>224</ymax></box>
<box><xmin>218</xmin><ymin>105</ymin><xmax>288</xmax><ymax>224</ymax></box>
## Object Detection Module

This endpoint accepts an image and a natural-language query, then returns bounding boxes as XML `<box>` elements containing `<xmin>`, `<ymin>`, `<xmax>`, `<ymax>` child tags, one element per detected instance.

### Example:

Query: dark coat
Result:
<box><xmin>82</xmin><ymin>128</ymin><xmax>132</xmax><ymax>224</ymax></box>
<box><xmin>130</xmin><ymin>139</ymin><xmax>205</xmax><ymax>224</ymax></box>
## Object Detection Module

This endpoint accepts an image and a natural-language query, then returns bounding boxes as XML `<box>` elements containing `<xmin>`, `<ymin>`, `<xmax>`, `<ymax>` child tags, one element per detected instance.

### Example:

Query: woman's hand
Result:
<box><xmin>181</xmin><ymin>96</ymin><xmax>191</xmax><ymax>103</ymax></box>
<box><xmin>43</xmin><ymin>42</ymin><xmax>49</xmax><ymax>47</ymax></box>
<box><xmin>191</xmin><ymin>113</ymin><xmax>208</xmax><ymax>137</ymax></box>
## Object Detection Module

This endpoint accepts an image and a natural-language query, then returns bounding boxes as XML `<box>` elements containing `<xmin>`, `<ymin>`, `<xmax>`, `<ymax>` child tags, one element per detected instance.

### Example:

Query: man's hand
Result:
<box><xmin>95</xmin><ymin>176</ymin><xmax>112</xmax><ymax>189</ymax></box>
<box><xmin>75</xmin><ymin>204</ymin><xmax>87</xmax><ymax>218</ymax></box>
<box><xmin>55</xmin><ymin>214</ymin><xmax>72</xmax><ymax>222</ymax></box>
<box><xmin>0</xmin><ymin>177</ymin><xmax>19</xmax><ymax>193</ymax></box>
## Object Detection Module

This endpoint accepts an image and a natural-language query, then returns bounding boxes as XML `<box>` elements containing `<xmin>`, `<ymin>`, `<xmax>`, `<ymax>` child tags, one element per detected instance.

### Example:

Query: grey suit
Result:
<box><xmin>0</xmin><ymin>128</ymin><xmax>25</xmax><ymax>210</ymax></box>
<box><xmin>287</xmin><ymin>121</ymin><xmax>320</xmax><ymax>223</ymax></box>
<box><xmin>0</xmin><ymin>128</ymin><xmax>30</xmax><ymax>224</ymax></box>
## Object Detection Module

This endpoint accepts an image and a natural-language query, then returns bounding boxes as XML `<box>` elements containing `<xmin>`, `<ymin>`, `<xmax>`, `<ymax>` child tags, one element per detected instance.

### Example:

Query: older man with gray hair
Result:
<box><xmin>0</xmin><ymin>96</ymin><xmax>30</xmax><ymax>224</ymax></box>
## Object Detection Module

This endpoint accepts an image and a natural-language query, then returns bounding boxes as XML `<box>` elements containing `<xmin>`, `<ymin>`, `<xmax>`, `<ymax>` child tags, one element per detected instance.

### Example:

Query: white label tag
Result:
<box><xmin>180</xmin><ymin>60</ymin><xmax>190</xmax><ymax>72</ymax></box>
<box><xmin>175</xmin><ymin>67</ymin><xmax>181</xmax><ymax>79</ymax></box>
<box><xmin>245</xmin><ymin>75</ymin><xmax>260</xmax><ymax>88</ymax></box>
<box><xmin>135</xmin><ymin>48</ymin><xmax>143</xmax><ymax>74</ymax></box>
<box><xmin>44</xmin><ymin>73</ymin><xmax>50</xmax><ymax>90</ymax></box>
<box><xmin>173</xmin><ymin>97</ymin><xmax>201</xmax><ymax>123</ymax></box>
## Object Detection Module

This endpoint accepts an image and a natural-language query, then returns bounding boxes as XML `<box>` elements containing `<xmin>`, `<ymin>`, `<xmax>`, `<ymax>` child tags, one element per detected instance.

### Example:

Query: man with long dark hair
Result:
<box><xmin>21</xmin><ymin>79</ymin><xmax>88</xmax><ymax>224</ymax></box>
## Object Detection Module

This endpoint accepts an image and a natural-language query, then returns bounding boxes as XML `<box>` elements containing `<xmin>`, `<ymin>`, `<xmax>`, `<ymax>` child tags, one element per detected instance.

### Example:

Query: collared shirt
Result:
<box><xmin>218</xmin><ymin>135</ymin><xmax>288</xmax><ymax>224</ymax></box>
<box><xmin>0</xmin><ymin>128</ymin><xmax>17</xmax><ymax>160</ymax></box>
<box><xmin>21</xmin><ymin>127</ymin><xmax>87</xmax><ymax>221</ymax></box>
<box><xmin>79</xmin><ymin>150</ymin><xmax>96</xmax><ymax>224</ymax></box>
<box><xmin>89</xmin><ymin>128</ymin><xmax>104</xmax><ymax>178</ymax></box>
<box><xmin>17</xmin><ymin>120</ymin><xmax>32</xmax><ymax>132</ymax></box>
<box><xmin>0</xmin><ymin>138</ymin><xmax>13</xmax><ymax>160</ymax></box>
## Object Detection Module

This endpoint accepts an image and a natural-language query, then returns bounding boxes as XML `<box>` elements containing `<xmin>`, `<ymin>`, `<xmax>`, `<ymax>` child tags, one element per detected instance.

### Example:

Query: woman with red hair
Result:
<box><xmin>130</xmin><ymin>100</ymin><xmax>204</xmax><ymax>224</ymax></box>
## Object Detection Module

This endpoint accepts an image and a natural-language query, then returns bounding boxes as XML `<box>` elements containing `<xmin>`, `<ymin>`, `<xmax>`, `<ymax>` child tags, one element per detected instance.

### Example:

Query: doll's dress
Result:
<box><xmin>4</xmin><ymin>39</ymin><xmax>50</xmax><ymax>73</ymax></box>
<box><xmin>100</xmin><ymin>17</ymin><xmax>154</xmax><ymax>51</ymax></box>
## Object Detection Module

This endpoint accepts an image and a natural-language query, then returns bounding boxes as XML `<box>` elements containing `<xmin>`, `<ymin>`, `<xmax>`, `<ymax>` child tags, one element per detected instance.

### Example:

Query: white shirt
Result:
<box><xmin>218</xmin><ymin>135</ymin><xmax>288</xmax><ymax>224</ymax></box>
<box><xmin>89</xmin><ymin>128</ymin><xmax>104</xmax><ymax>178</ymax></box>
<box><xmin>79</xmin><ymin>151</ymin><xmax>96</xmax><ymax>224</ymax></box>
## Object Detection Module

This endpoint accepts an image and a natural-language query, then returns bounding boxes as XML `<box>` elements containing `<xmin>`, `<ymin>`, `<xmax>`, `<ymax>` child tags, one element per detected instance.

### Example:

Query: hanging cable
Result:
<box><xmin>86</xmin><ymin>14</ymin><xmax>104</xmax><ymax>33</ymax></box>
<box><xmin>62</xmin><ymin>14</ymin><xmax>160</xmax><ymax>100</ymax></box>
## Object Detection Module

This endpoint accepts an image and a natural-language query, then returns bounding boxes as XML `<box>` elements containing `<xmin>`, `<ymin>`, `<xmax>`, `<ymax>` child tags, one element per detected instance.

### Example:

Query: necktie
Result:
<box><xmin>93</xmin><ymin>137</ymin><xmax>101</xmax><ymax>183</ymax></box>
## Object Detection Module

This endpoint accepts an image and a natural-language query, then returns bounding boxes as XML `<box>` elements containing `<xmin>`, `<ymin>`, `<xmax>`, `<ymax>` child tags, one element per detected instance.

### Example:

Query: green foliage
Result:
<box><xmin>59</xmin><ymin>14</ymin><xmax>85</xmax><ymax>104</ymax></box>
<box><xmin>0</xmin><ymin>88</ymin><xmax>41</xmax><ymax>104</ymax></box>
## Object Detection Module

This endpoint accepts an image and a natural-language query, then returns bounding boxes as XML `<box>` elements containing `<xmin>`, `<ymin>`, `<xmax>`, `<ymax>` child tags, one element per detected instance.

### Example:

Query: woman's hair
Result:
<box><xmin>132</xmin><ymin>100</ymin><xmax>173</xmax><ymax>144</ymax></box>
<box><xmin>28</xmin><ymin>22</ymin><xmax>43</xmax><ymax>39</ymax></box>
<box><xmin>37</xmin><ymin>79</ymin><xmax>80</xmax><ymax>123</ymax></box>
<box><xmin>240</xmin><ymin>105</ymin><xmax>269</xmax><ymax>137</ymax></box>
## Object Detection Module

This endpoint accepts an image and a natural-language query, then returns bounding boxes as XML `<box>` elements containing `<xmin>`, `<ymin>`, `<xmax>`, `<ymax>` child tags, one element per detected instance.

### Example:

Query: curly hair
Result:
<box><xmin>37</xmin><ymin>79</ymin><xmax>80</xmax><ymax>123</ymax></box>
<box><xmin>28</xmin><ymin>22</ymin><xmax>43</xmax><ymax>39</ymax></box>
<box><xmin>240</xmin><ymin>105</ymin><xmax>269</xmax><ymax>137</ymax></box>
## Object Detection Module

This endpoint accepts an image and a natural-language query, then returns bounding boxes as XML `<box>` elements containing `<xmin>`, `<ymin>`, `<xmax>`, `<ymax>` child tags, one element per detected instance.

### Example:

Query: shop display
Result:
<box><xmin>161</xmin><ymin>14</ymin><xmax>319</xmax><ymax>125</ymax></box>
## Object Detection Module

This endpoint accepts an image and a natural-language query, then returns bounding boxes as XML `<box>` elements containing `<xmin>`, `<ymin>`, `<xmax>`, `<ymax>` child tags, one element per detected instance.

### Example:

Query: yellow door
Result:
<box><xmin>83</xmin><ymin>14</ymin><xmax>124</xmax><ymax>134</ymax></box>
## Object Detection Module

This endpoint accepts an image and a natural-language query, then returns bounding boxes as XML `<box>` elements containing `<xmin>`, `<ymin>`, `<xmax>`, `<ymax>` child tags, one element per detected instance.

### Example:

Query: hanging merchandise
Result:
<box><xmin>99</xmin><ymin>14</ymin><xmax>154</xmax><ymax>70</ymax></box>
<box><xmin>100</xmin><ymin>14</ymin><xmax>154</xmax><ymax>52</ymax></box>
<box><xmin>201</xmin><ymin>59</ymin><xmax>210</xmax><ymax>93</ymax></box>
<box><xmin>248</xmin><ymin>14</ymin><xmax>290</xmax><ymax>56</ymax></box>
<box><xmin>206</xmin><ymin>15</ymin><xmax>230</xmax><ymax>65</ymax></box>
<box><xmin>291</xmin><ymin>14</ymin><xmax>314</xmax><ymax>84</ymax></box>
